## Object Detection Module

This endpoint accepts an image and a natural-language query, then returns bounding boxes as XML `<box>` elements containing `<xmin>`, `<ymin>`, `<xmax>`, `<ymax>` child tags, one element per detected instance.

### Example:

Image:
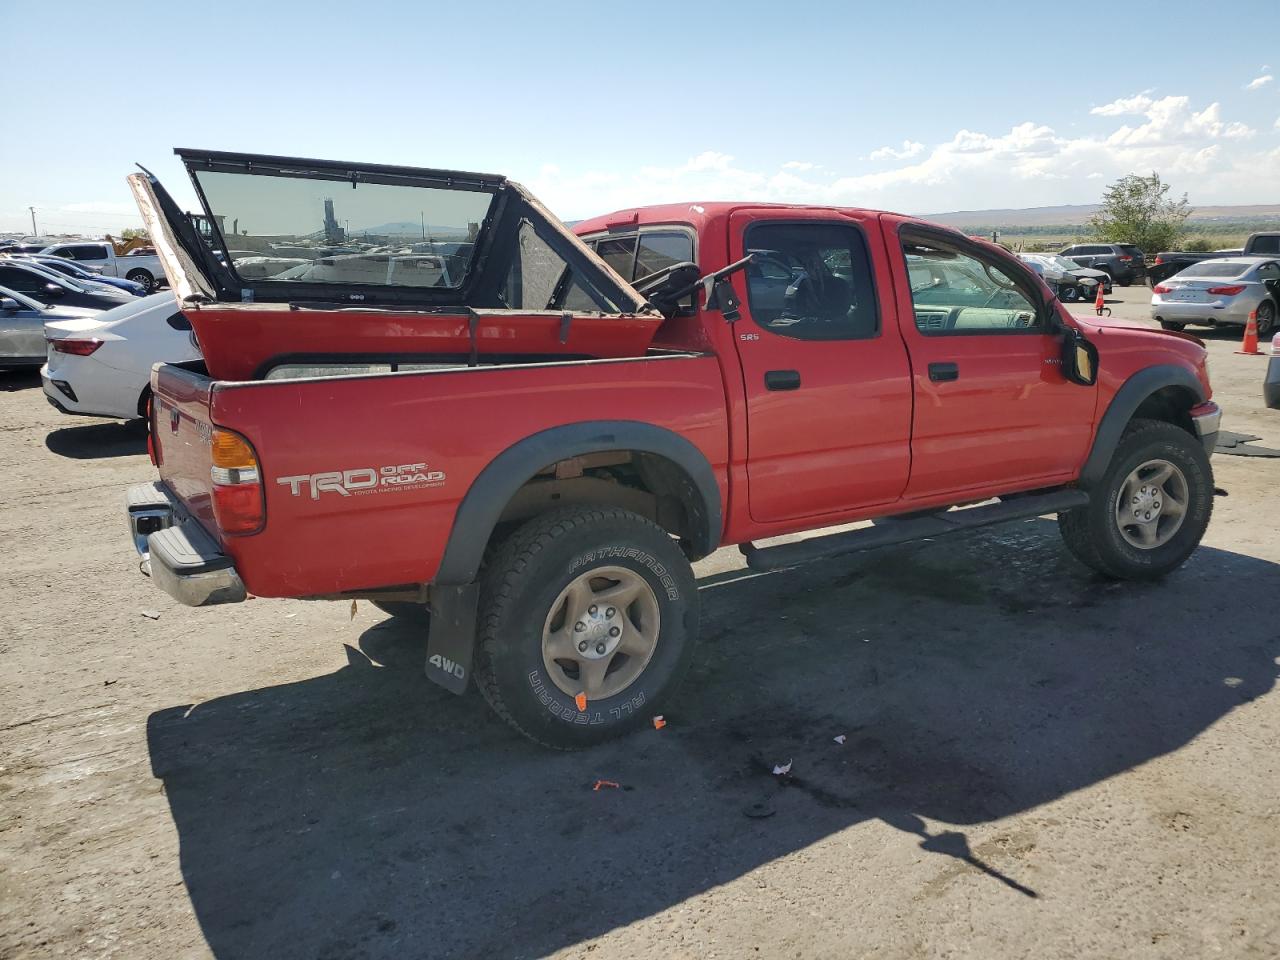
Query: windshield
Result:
<box><xmin>191</xmin><ymin>167</ymin><xmax>497</xmax><ymax>289</ymax></box>
<box><xmin>1176</xmin><ymin>261</ymin><xmax>1251</xmax><ymax>279</ymax></box>
<box><xmin>1046</xmin><ymin>255</ymin><xmax>1078</xmax><ymax>271</ymax></box>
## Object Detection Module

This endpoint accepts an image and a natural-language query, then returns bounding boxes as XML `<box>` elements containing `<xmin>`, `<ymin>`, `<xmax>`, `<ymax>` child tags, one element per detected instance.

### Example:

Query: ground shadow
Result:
<box><xmin>147</xmin><ymin>522</ymin><xmax>1279</xmax><ymax>959</ymax></box>
<box><xmin>0</xmin><ymin>369</ymin><xmax>40</xmax><ymax>391</ymax></box>
<box><xmin>45</xmin><ymin>419</ymin><xmax>146</xmax><ymax>459</ymax></box>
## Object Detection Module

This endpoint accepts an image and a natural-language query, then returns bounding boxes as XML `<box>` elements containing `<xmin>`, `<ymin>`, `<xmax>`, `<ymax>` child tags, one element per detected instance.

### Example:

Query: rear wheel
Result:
<box><xmin>1058</xmin><ymin>419</ymin><xmax>1212</xmax><ymax>580</ymax></box>
<box><xmin>125</xmin><ymin>269</ymin><xmax>155</xmax><ymax>293</ymax></box>
<box><xmin>474</xmin><ymin>506</ymin><xmax>697</xmax><ymax>749</ymax></box>
<box><xmin>1159</xmin><ymin>320</ymin><xmax>1186</xmax><ymax>331</ymax></box>
<box><xmin>1255</xmin><ymin>300</ymin><xmax>1276</xmax><ymax>337</ymax></box>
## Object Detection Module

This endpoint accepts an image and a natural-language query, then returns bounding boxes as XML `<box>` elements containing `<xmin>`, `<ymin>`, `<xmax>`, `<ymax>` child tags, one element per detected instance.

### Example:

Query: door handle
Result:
<box><xmin>765</xmin><ymin>369</ymin><xmax>801</xmax><ymax>391</ymax></box>
<box><xmin>928</xmin><ymin>362</ymin><xmax>959</xmax><ymax>382</ymax></box>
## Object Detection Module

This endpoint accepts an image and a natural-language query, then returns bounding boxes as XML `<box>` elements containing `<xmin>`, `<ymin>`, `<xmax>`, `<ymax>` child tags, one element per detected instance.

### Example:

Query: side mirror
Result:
<box><xmin>1062</xmin><ymin>327</ymin><xmax>1098</xmax><ymax>386</ymax></box>
<box><xmin>44</xmin><ymin>283</ymin><xmax>66</xmax><ymax>298</ymax></box>
<box><xmin>0</xmin><ymin>297</ymin><xmax>18</xmax><ymax>313</ymax></box>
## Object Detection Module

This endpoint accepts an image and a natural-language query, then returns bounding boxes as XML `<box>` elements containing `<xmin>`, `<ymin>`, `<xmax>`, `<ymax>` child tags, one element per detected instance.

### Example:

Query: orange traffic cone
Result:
<box><xmin>1236</xmin><ymin>310</ymin><xmax>1262</xmax><ymax>355</ymax></box>
<box><xmin>1094</xmin><ymin>283</ymin><xmax>1106</xmax><ymax>315</ymax></box>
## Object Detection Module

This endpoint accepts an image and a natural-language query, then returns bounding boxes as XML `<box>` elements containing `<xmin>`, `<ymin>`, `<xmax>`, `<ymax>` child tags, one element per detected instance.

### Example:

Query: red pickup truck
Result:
<box><xmin>124</xmin><ymin>149</ymin><xmax>1221</xmax><ymax>748</ymax></box>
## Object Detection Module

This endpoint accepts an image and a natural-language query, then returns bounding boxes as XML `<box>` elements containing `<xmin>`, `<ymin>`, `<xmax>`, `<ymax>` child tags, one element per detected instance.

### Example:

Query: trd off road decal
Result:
<box><xmin>276</xmin><ymin>462</ymin><xmax>445</xmax><ymax>499</ymax></box>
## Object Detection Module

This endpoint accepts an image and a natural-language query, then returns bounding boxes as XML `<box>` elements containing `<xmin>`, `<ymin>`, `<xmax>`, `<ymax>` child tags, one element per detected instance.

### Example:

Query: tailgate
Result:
<box><xmin>151</xmin><ymin>363</ymin><xmax>220</xmax><ymax>540</ymax></box>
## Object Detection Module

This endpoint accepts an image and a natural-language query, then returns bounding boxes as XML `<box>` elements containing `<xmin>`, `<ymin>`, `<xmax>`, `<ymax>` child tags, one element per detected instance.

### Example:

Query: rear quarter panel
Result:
<box><xmin>208</xmin><ymin>355</ymin><xmax>729</xmax><ymax>597</ymax></box>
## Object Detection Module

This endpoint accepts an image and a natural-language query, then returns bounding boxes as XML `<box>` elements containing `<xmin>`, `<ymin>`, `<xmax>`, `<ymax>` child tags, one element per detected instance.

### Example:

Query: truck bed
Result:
<box><xmin>151</xmin><ymin>350</ymin><xmax>729</xmax><ymax>598</ymax></box>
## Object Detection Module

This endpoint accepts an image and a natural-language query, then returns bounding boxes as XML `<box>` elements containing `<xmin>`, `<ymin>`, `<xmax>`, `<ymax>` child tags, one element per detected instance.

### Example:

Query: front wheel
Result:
<box><xmin>1058</xmin><ymin>419</ymin><xmax>1213</xmax><ymax>580</ymax></box>
<box><xmin>475</xmin><ymin>506</ymin><xmax>698</xmax><ymax>748</ymax></box>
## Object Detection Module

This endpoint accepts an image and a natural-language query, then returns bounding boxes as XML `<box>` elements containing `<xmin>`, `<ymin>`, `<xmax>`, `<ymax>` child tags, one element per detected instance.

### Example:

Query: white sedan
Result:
<box><xmin>41</xmin><ymin>293</ymin><xmax>201</xmax><ymax>420</ymax></box>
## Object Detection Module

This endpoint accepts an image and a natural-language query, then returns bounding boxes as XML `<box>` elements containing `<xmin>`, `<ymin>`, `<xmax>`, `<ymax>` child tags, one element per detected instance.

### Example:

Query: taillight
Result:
<box><xmin>1153</xmin><ymin>255</ymin><xmax>1164</xmax><ymax>264</ymax></box>
<box><xmin>49</xmin><ymin>337</ymin><xmax>103</xmax><ymax>356</ymax></box>
<box><xmin>145</xmin><ymin>395</ymin><xmax>156</xmax><ymax>466</ymax></box>
<box><xmin>1119</xmin><ymin>255</ymin><xmax>1132</xmax><ymax>262</ymax></box>
<box><xmin>210</xmin><ymin>428</ymin><xmax>264</xmax><ymax>535</ymax></box>
<box><xmin>1153</xmin><ymin>284</ymin><xmax>1172</xmax><ymax>294</ymax></box>
<box><xmin>1207</xmin><ymin>285</ymin><xmax>1245</xmax><ymax>296</ymax></box>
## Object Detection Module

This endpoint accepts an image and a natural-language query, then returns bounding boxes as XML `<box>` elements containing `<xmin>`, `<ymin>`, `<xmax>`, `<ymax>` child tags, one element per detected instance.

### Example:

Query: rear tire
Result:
<box><xmin>1255</xmin><ymin>300</ymin><xmax>1276</xmax><ymax>337</ymax></box>
<box><xmin>1159</xmin><ymin>320</ymin><xmax>1186</xmax><ymax>331</ymax></box>
<box><xmin>1058</xmin><ymin>419</ymin><xmax>1213</xmax><ymax>580</ymax></box>
<box><xmin>125</xmin><ymin>269</ymin><xmax>154</xmax><ymax>293</ymax></box>
<box><xmin>474</xmin><ymin>506</ymin><xmax>697</xmax><ymax>749</ymax></box>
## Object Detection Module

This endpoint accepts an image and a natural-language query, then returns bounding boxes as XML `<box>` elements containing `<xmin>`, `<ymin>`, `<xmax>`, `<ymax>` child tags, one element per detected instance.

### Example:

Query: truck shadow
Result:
<box><xmin>147</xmin><ymin>521</ymin><xmax>1279</xmax><ymax>959</ymax></box>
<box><xmin>44</xmin><ymin>419</ymin><xmax>146</xmax><ymax>459</ymax></box>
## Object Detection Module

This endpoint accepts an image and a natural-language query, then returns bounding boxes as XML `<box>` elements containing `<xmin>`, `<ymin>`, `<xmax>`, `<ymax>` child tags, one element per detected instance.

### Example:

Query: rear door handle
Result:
<box><xmin>764</xmin><ymin>369</ymin><xmax>801</xmax><ymax>391</ymax></box>
<box><xmin>928</xmin><ymin>362</ymin><xmax>959</xmax><ymax>382</ymax></box>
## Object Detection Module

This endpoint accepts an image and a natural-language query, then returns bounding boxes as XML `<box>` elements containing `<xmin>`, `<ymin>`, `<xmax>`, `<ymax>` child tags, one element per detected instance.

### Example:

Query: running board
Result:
<box><xmin>740</xmin><ymin>489</ymin><xmax>1089</xmax><ymax>573</ymax></box>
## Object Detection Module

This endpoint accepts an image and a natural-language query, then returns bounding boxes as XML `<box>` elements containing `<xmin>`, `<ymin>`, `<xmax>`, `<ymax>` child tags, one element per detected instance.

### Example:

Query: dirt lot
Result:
<box><xmin>2</xmin><ymin>286</ymin><xmax>1278</xmax><ymax>960</ymax></box>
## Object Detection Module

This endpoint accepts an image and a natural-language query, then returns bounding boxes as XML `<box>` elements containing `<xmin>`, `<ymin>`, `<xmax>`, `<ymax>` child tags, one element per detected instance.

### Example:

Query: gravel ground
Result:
<box><xmin>1</xmin><ymin>286</ymin><xmax>1278</xmax><ymax>960</ymax></box>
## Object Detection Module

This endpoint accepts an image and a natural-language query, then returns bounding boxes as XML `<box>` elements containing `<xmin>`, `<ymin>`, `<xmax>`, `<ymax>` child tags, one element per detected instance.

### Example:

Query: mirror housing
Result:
<box><xmin>0</xmin><ymin>296</ymin><xmax>19</xmax><ymax>313</ymax></box>
<box><xmin>43</xmin><ymin>283</ymin><xmax>66</xmax><ymax>299</ymax></box>
<box><xmin>1062</xmin><ymin>326</ymin><xmax>1098</xmax><ymax>386</ymax></box>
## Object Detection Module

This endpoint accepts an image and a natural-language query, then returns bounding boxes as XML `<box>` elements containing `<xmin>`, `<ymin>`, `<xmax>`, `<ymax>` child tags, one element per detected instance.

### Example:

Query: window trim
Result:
<box><xmin>740</xmin><ymin>218</ymin><xmax>882</xmax><ymax>342</ymax></box>
<box><xmin>899</xmin><ymin>225</ymin><xmax>1051</xmax><ymax>338</ymax></box>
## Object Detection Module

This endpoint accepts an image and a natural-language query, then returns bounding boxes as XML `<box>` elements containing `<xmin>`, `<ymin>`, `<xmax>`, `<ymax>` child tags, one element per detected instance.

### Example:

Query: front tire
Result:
<box><xmin>1059</xmin><ymin>419</ymin><xmax>1213</xmax><ymax>580</ymax></box>
<box><xmin>475</xmin><ymin>506</ymin><xmax>698</xmax><ymax>749</ymax></box>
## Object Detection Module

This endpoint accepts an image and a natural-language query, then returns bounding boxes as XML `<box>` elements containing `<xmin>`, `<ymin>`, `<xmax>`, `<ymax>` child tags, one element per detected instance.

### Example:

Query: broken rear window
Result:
<box><xmin>191</xmin><ymin>167</ymin><xmax>496</xmax><ymax>289</ymax></box>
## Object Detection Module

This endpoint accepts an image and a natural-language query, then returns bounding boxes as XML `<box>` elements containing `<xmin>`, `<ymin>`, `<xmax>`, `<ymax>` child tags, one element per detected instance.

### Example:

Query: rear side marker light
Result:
<box><xmin>210</xmin><ymin>428</ymin><xmax>265</xmax><ymax>535</ymax></box>
<box><xmin>1207</xmin><ymin>285</ymin><xmax>1245</xmax><ymax>296</ymax></box>
<box><xmin>49</xmin><ymin>337</ymin><xmax>103</xmax><ymax>356</ymax></box>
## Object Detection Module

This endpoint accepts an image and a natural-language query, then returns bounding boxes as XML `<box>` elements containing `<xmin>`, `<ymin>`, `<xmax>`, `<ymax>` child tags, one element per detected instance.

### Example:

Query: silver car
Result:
<box><xmin>0</xmin><ymin>285</ymin><xmax>98</xmax><ymax>368</ymax></box>
<box><xmin>1151</xmin><ymin>257</ymin><xmax>1280</xmax><ymax>335</ymax></box>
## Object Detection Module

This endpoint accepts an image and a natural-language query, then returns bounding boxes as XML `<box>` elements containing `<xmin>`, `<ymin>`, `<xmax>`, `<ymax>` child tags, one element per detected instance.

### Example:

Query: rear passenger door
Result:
<box><xmin>729</xmin><ymin>210</ymin><xmax>913</xmax><ymax>522</ymax></box>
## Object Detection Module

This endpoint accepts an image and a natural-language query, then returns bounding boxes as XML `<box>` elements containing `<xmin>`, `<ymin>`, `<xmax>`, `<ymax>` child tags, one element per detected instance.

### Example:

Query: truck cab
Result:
<box><xmin>123</xmin><ymin>149</ymin><xmax>1221</xmax><ymax>748</ymax></box>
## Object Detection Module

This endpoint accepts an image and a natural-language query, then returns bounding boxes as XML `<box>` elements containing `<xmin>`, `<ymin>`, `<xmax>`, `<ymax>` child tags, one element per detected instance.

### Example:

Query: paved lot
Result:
<box><xmin>2</xmin><ymin>286</ymin><xmax>1278</xmax><ymax>959</ymax></box>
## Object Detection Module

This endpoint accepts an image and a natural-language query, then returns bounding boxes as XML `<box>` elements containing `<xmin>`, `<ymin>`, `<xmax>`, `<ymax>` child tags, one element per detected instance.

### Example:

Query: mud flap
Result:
<box><xmin>425</xmin><ymin>583</ymin><xmax>479</xmax><ymax>694</ymax></box>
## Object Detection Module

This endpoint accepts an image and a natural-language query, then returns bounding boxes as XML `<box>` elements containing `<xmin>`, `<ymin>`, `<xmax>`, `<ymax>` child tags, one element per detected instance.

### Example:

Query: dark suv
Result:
<box><xmin>1059</xmin><ymin>242</ymin><xmax>1146</xmax><ymax>286</ymax></box>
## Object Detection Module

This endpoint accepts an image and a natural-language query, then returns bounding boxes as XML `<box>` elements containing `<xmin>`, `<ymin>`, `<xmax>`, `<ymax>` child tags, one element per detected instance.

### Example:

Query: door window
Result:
<box><xmin>902</xmin><ymin>234</ymin><xmax>1041</xmax><ymax>333</ymax></box>
<box><xmin>1254</xmin><ymin>262</ymin><xmax>1280</xmax><ymax>281</ymax></box>
<box><xmin>743</xmin><ymin>222</ymin><xmax>878</xmax><ymax>340</ymax></box>
<box><xmin>67</xmin><ymin>245</ymin><xmax>108</xmax><ymax>261</ymax></box>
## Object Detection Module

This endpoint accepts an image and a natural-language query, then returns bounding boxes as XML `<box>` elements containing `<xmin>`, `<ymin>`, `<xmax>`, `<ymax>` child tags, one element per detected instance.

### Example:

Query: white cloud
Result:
<box><xmin>1245</xmin><ymin>74</ymin><xmax>1273</xmax><ymax>91</ymax></box>
<box><xmin>870</xmin><ymin>140</ymin><xmax>924</xmax><ymax>161</ymax></box>
<box><xmin>1090</xmin><ymin>92</ymin><xmax>1154</xmax><ymax>116</ymax></box>
<box><xmin>527</xmin><ymin>92</ymin><xmax>1270</xmax><ymax>218</ymax></box>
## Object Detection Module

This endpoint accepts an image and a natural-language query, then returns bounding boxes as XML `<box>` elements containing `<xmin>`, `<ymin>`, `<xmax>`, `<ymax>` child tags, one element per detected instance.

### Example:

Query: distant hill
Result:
<box><xmin>922</xmin><ymin>203</ymin><xmax>1280</xmax><ymax>230</ymax></box>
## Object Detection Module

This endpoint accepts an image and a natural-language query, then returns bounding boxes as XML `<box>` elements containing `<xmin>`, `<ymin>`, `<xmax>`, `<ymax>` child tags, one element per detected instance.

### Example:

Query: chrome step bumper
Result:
<box><xmin>125</xmin><ymin>482</ymin><xmax>246</xmax><ymax>606</ymax></box>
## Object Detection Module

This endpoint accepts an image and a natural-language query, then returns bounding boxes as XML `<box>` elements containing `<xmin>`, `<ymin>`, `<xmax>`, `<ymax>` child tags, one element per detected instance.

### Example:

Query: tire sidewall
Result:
<box><xmin>484</xmin><ymin>515</ymin><xmax>697</xmax><ymax>745</ymax></box>
<box><xmin>1257</xmin><ymin>301</ymin><xmax>1276</xmax><ymax>337</ymax></box>
<box><xmin>1092</xmin><ymin>425</ymin><xmax>1213</xmax><ymax>577</ymax></box>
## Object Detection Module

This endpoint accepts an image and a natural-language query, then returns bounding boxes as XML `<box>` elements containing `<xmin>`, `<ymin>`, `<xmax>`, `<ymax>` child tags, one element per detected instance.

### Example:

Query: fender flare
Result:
<box><xmin>1078</xmin><ymin>364</ymin><xmax>1205</xmax><ymax>488</ymax></box>
<box><xmin>433</xmin><ymin>420</ymin><xmax>723</xmax><ymax>586</ymax></box>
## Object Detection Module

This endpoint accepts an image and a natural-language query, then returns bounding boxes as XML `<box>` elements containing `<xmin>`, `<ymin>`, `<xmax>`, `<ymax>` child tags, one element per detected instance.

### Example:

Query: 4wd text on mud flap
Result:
<box><xmin>428</xmin><ymin>654</ymin><xmax>465</xmax><ymax>680</ymax></box>
<box><xmin>276</xmin><ymin>463</ymin><xmax>446</xmax><ymax>500</ymax></box>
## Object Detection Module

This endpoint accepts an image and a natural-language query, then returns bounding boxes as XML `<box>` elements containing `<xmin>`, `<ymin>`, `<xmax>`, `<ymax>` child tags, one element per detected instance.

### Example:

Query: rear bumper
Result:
<box><xmin>1151</xmin><ymin>300</ymin><xmax>1253</xmax><ymax>326</ymax></box>
<box><xmin>125</xmin><ymin>481</ymin><xmax>245</xmax><ymax>606</ymax></box>
<box><xmin>1189</xmin><ymin>401</ymin><xmax>1221</xmax><ymax>454</ymax></box>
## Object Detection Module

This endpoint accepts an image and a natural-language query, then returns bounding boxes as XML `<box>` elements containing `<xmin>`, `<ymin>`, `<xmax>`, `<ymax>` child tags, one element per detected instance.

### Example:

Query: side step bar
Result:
<box><xmin>740</xmin><ymin>489</ymin><xmax>1089</xmax><ymax>573</ymax></box>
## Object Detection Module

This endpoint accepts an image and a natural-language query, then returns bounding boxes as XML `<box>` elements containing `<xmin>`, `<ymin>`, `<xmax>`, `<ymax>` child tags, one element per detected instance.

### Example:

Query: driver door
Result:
<box><xmin>887</xmin><ymin>221</ymin><xmax>1097</xmax><ymax>501</ymax></box>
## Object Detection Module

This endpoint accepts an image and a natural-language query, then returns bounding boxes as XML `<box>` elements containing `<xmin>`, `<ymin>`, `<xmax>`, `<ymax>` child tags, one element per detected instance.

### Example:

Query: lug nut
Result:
<box><xmin>595</xmin><ymin>643</ymin><xmax>606</xmax><ymax>654</ymax></box>
<box><xmin>574</xmin><ymin>622</ymin><xmax>585</xmax><ymax>632</ymax></box>
<box><xmin>1144</xmin><ymin>512</ymin><xmax>1151</xmax><ymax>520</ymax></box>
<box><xmin>606</xmin><ymin>607</ymin><xmax>615</xmax><ymax>618</ymax></box>
<box><xmin>609</xmin><ymin>627</ymin><xmax>620</xmax><ymax>637</ymax></box>
<box><xmin>578</xmin><ymin>640</ymin><xmax>588</xmax><ymax>652</ymax></box>
<box><xmin>589</xmin><ymin>605</ymin><xmax>598</xmax><ymax>615</ymax></box>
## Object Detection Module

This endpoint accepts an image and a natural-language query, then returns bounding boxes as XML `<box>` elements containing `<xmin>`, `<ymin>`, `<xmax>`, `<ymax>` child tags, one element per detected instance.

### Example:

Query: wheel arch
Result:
<box><xmin>433</xmin><ymin>421</ymin><xmax>723</xmax><ymax>586</ymax></box>
<box><xmin>1079</xmin><ymin>365</ymin><xmax>1206</xmax><ymax>489</ymax></box>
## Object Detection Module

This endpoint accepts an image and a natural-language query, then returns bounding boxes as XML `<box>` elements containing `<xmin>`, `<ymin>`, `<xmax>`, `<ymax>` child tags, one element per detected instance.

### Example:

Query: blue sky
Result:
<box><xmin>3</xmin><ymin>0</ymin><xmax>1278</xmax><ymax>236</ymax></box>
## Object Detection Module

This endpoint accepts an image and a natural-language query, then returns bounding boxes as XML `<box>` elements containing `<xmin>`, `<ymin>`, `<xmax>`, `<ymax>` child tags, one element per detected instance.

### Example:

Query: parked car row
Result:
<box><xmin>1018</xmin><ymin>254</ymin><xmax>1111</xmax><ymax>301</ymax></box>
<box><xmin>1150</xmin><ymin>256</ymin><xmax>1280</xmax><ymax>336</ymax></box>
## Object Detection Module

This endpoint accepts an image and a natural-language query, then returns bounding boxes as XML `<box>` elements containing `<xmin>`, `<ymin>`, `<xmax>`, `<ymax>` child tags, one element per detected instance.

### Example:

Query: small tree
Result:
<box><xmin>120</xmin><ymin>227</ymin><xmax>148</xmax><ymax>240</ymax></box>
<box><xmin>1088</xmin><ymin>173</ymin><xmax>1191</xmax><ymax>253</ymax></box>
